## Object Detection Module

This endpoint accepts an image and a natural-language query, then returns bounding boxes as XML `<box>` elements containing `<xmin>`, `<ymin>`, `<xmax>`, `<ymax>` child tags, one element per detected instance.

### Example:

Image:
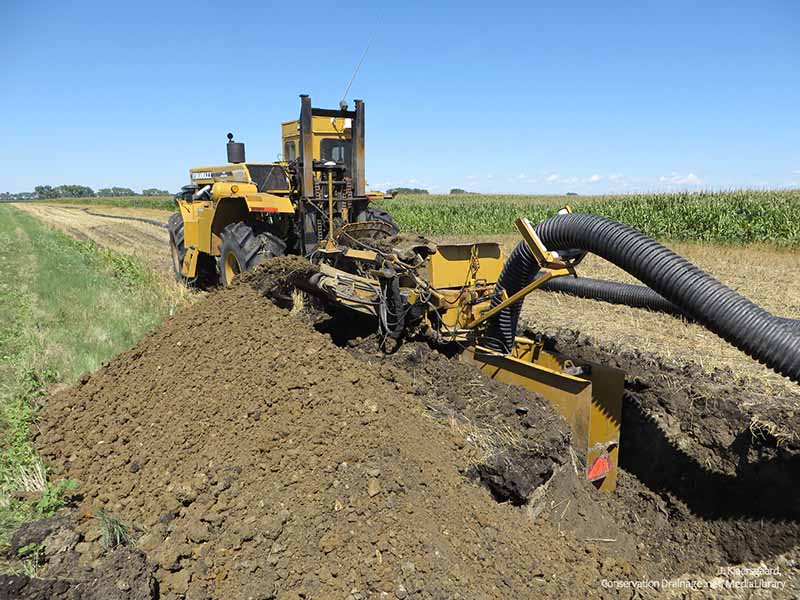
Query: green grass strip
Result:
<box><xmin>0</xmin><ymin>205</ymin><xmax>174</xmax><ymax>548</ymax></box>
<box><xmin>33</xmin><ymin>195</ymin><xmax>175</xmax><ymax>211</ymax></box>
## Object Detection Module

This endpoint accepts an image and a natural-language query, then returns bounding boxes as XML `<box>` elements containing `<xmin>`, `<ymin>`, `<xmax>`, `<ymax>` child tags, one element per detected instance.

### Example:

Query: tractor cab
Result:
<box><xmin>281</xmin><ymin>109</ymin><xmax>353</xmax><ymax>170</ymax></box>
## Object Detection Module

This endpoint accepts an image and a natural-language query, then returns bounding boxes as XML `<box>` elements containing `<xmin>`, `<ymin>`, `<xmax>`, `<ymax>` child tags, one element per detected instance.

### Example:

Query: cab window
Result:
<box><xmin>320</xmin><ymin>138</ymin><xmax>352</xmax><ymax>166</ymax></box>
<box><xmin>283</xmin><ymin>142</ymin><xmax>297</xmax><ymax>161</ymax></box>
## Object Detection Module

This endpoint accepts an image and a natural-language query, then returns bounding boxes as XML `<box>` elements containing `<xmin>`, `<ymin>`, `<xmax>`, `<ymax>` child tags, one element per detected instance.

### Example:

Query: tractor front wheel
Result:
<box><xmin>218</xmin><ymin>221</ymin><xmax>286</xmax><ymax>287</ymax></box>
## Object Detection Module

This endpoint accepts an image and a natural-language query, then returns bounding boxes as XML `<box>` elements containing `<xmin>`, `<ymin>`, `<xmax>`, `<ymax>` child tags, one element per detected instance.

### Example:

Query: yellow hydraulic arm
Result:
<box><xmin>467</xmin><ymin>215</ymin><xmax>578</xmax><ymax>330</ymax></box>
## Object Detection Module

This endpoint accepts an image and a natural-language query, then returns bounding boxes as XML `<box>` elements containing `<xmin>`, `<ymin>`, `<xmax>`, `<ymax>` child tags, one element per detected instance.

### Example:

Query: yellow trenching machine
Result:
<box><xmin>169</xmin><ymin>95</ymin><xmax>644</xmax><ymax>493</ymax></box>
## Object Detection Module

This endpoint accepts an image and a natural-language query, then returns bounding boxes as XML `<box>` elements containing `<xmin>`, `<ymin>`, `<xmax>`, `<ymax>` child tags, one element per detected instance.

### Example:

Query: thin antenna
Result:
<box><xmin>341</xmin><ymin>35</ymin><xmax>374</xmax><ymax>104</ymax></box>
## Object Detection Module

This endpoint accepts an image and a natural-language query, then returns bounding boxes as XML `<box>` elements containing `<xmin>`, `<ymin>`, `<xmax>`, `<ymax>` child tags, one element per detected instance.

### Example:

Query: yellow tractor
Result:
<box><xmin>169</xmin><ymin>94</ymin><xmax>396</xmax><ymax>287</ymax></box>
<box><xmin>169</xmin><ymin>96</ymin><xmax>625</xmax><ymax>491</ymax></box>
<box><xmin>171</xmin><ymin>94</ymin><xmax>799</xmax><ymax>495</ymax></box>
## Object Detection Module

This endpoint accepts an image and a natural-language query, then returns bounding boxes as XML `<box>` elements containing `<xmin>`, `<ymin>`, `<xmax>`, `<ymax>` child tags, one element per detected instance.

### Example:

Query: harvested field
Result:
<box><xmin>15</xmin><ymin>203</ymin><xmax>176</xmax><ymax>282</ymax></box>
<box><xmin>17</xmin><ymin>263</ymin><xmax>799</xmax><ymax>598</ymax></box>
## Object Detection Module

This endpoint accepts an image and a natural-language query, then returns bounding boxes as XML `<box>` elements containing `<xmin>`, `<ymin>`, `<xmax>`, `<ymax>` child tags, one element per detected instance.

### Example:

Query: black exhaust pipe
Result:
<box><xmin>226</xmin><ymin>132</ymin><xmax>245</xmax><ymax>164</ymax></box>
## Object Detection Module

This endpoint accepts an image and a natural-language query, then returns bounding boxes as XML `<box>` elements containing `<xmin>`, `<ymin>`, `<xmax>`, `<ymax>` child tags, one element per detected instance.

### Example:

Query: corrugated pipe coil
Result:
<box><xmin>483</xmin><ymin>213</ymin><xmax>800</xmax><ymax>383</ymax></box>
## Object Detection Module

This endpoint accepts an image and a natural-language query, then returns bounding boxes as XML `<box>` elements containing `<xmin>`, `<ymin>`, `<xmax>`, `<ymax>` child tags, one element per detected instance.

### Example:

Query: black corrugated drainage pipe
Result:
<box><xmin>538</xmin><ymin>277</ymin><xmax>800</xmax><ymax>331</ymax></box>
<box><xmin>483</xmin><ymin>213</ymin><xmax>800</xmax><ymax>383</ymax></box>
<box><xmin>539</xmin><ymin>277</ymin><xmax>687</xmax><ymax>317</ymax></box>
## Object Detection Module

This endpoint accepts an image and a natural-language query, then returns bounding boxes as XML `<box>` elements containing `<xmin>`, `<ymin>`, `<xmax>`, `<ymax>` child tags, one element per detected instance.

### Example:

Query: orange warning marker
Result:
<box><xmin>587</xmin><ymin>453</ymin><xmax>610</xmax><ymax>482</ymax></box>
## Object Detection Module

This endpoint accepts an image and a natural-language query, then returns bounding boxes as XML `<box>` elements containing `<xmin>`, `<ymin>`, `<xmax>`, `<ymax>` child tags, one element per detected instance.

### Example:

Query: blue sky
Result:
<box><xmin>1</xmin><ymin>0</ymin><xmax>798</xmax><ymax>195</ymax></box>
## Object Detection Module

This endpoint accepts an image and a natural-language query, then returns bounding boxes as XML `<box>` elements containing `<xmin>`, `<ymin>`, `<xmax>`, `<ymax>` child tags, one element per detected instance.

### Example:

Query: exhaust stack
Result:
<box><xmin>226</xmin><ymin>132</ymin><xmax>245</xmax><ymax>164</ymax></box>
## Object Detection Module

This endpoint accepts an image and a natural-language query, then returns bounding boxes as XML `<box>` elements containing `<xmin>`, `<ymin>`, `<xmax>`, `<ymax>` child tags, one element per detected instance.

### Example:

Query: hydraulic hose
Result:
<box><xmin>484</xmin><ymin>213</ymin><xmax>800</xmax><ymax>383</ymax></box>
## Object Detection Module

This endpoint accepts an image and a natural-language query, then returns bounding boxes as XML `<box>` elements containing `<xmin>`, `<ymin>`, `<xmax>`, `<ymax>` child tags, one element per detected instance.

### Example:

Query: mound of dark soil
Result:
<box><xmin>28</xmin><ymin>261</ymin><xmax>800</xmax><ymax>598</ymax></box>
<box><xmin>345</xmin><ymin>338</ymin><xmax>571</xmax><ymax>505</ymax></box>
<box><xmin>239</xmin><ymin>255</ymin><xmax>319</xmax><ymax>305</ymax></box>
<box><xmin>34</xmin><ymin>283</ymin><xmax>613</xmax><ymax>599</ymax></box>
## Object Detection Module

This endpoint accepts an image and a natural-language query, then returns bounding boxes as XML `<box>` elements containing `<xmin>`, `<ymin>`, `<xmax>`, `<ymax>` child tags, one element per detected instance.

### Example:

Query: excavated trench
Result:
<box><xmin>256</xmin><ymin>258</ymin><xmax>800</xmax><ymax>577</ymax></box>
<box><xmin>540</xmin><ymin>329</ymin><xmax>800</xmax><ymax>562</ymax></box>
<box><xmin>8</xmin><ymin>258</ymin><xmax>799</xmax><ymax>598</ymax></box>
<box><xmin>301</xmin><ymin>286</ymin><xmax>800</xmax><ymax>578</ymax></box>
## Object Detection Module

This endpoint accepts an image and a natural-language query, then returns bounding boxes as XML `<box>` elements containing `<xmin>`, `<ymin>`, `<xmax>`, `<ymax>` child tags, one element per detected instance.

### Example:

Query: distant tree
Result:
<box><xmin>2</xmin><ymin>191</ymin><xmax>32</xmax><ymax>201</ymax></box>
<box><xmin>450</xmin><ymin>188</ymin><xmax>466</xmax><ymax>194</ymax></box>
<box><xmin>142</xmin><ymin>188</ymin><xmax>169</xmax><ymax>196</ymax></box>
<box><xmin>387</xmin><ymin>187</ymin><xmax>429</xmax><ymax>195</ymax></box>
<box><xmin>34</xmin><ymin>185</ymin><xmax>58</xmax><ymax>199</ymax></box>
<box><xmin>35</xmin><ymin>185</ymin><xmax>95</xmax><ymax>198</ymax></box>
<box><xmin>98</xmin><ymin>187</ymin><xmax>137</xmax><ymax>197</ymax></box>
<box><xmin>566</xmin><ymin>192</ymin><xmax>579</xmax><ymax>196</ymax></box>
<box><xmin>54</xmin><ymin>185</ymin><xmax>94</xmax><ymax>198</ymax></box>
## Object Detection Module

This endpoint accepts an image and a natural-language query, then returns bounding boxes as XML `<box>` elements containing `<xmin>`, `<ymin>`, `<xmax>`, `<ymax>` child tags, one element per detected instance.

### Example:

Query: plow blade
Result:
<box><xmin>466</xmin><ymin>337</ymin><xmax>624</xmax><ymax>492</ymax></box>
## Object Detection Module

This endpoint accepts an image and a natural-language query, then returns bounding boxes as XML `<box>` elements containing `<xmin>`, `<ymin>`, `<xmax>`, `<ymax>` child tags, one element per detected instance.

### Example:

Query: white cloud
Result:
<box><xmin>407</xmin><ymin>178</ymin><xmax>419</xmax><ymax>185</ymax></box>
<box><xmin>518</xmin><ymin>173</ymin><xmax>526</xmax><ymax>179</ymax></box>
<box><xmin>588</xmin><ymin>174</ymin><xmax>603</xmax><ymax>183</ymax></box>
<box><xmin>659</xmin><ymin>172</ymin><xmax>702</xmax><ymax>186</ymax></box>
<box><xmin>793</xmin><ymin>170</ymin><xmax>800</xmax><ymax>175</ymax></box>
<box><xmin>677</xmin><ymin>172</ymin><xmax>702</xmax><ymax>185</ymax></box>
<box><xmin>545</xmin><ymin>173</ymin><xmax>560</xmax><ymax>183</ymax></box>
<box><xmin>466</xmin><ymin>174</ymin><xmax>478</xmax><ymax>180</ymax></box>
<box><xmin>608</xmin><ymin>173</ymin><xmax>623</xmax><ymax>181</ymax></box>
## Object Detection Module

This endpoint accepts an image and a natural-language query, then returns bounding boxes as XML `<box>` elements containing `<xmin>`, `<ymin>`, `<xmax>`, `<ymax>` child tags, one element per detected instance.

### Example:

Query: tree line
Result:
<box><xmin>28</xmin><ymin>185</ymin><xmax>170</xmax><ymax>199</ymax></box>
<box><xmin>0</xmin><ymin>186</ymin><xmax>170</xmax><ymax>201</ymax></box>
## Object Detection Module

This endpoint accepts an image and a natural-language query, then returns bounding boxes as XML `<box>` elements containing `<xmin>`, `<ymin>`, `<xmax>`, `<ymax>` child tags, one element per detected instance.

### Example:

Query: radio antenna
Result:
<box><xmin>340</xmin><ymin>34</ymin><xmax>374</xmax><ymax>105</ymax></box>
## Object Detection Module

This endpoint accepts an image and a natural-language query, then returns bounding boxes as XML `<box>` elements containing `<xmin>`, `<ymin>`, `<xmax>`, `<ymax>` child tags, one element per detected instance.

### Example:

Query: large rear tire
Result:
<box><xmin>360</xmin><ymin>206</ymin><xmax>399</xmax><ymax>236</ymax></box>
<box><xmin>218</xmin><ymin>221</ymin><xmax>286</xmax><ymax>287</ymax></box>
<box><xmin>168</xmin><ymin>212</ymin><xmax>187</xmax><ymax>281</ymax></box>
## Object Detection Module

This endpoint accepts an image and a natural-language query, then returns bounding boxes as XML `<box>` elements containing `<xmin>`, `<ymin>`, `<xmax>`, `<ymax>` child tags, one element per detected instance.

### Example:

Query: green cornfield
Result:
<box><xmin>26</xmin><ymin>188</ymin><xmax>800</xmax><ymax>245</ymax></box>
<box><xmin>380</xmin><ymin>189</ymin><xmax>800</xmax><ymax>244</ymax></box>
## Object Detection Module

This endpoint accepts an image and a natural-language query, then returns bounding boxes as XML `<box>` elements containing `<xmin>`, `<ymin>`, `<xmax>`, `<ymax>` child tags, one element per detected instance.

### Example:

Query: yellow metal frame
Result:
<box><xmin>467</xmin><ymin>338</ymin><xmax>623</xmax><ymax>492</ymax></box>
<box><xmin>441</xmin><ymin>206</ymin><xmax>623</xmax><ymax>492</ymax></box>
<box><xmin>467</xmin><ymin>217</ymin><xmax>575</xmax><ymax>330</ymax></box>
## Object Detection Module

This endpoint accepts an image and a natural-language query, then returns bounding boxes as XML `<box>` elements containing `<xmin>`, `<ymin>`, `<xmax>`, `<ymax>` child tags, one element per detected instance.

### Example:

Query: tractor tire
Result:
<box><xmin>218</xmin><ymin>221</ymin><xmax>286</xmax><ymax>287</ymax></box>
<box><xmin>168</xmin><ymin>212</ymin><xmax>187</xmax><ymax>281</ymax></box>
<box><xmin>361</xmin><ymin>206</ymin><xmax>400</xmax><ymax>236</ymax></box>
